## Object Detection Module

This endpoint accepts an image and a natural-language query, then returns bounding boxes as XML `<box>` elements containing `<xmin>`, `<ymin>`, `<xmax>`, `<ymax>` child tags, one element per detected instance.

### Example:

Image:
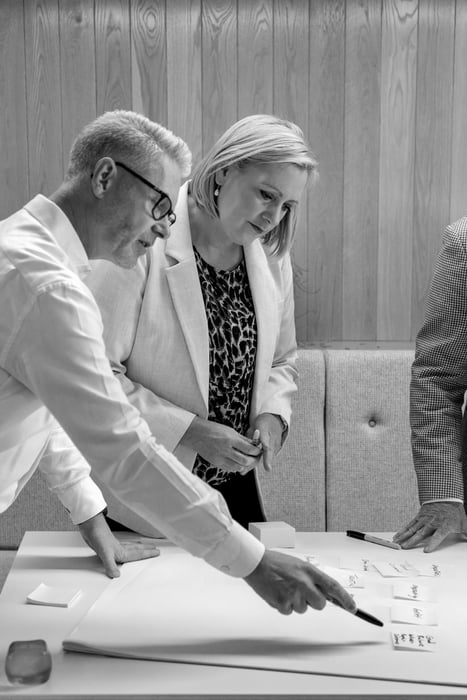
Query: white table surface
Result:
<box><xmin>1</xmin><ymin>530</ymin><xmax>466</xmax><ymax>699</ymax></box>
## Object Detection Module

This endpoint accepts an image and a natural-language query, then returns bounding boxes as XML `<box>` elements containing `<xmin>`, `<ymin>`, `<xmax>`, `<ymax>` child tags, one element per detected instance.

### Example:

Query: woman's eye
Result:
<box><xmin>260</xmin><ymin>189</ymin><xmax>274</xmax><ymax>200</ymax></box>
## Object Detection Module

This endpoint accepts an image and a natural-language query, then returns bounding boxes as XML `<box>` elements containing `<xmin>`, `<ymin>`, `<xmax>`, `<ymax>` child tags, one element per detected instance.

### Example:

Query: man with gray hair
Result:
<box><xmin>0</xmin><ymin>110</ymin><xmax>355</xmax><ymax>617</ymax></box>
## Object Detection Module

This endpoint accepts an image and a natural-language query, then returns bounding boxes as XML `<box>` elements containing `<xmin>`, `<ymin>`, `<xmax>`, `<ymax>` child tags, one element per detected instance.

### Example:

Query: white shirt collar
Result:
<box><xmin>24</xmin><ymin>194</ymin><xmax>91</xmax><ymax>275</ymax></box>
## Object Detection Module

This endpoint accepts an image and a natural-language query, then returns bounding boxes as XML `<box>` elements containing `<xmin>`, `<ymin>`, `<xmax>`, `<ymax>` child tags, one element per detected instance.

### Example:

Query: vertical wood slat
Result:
<box><xmin>343</xmin><ymin>0</ymin><xmax>382</xmax><ymax>341</ymax></box>
<box><xmin>59</xmin><ymin>0</ymin><xmax>97</xmax><ymax>169</ymax></box>
<box><xmin>273</xmin><ymin>0</ymin><xmax>309</xmax><ymax>342</ymax></box>
<box><xmin>95</xmin><ymin>0</ymin><xmax>131</xmax><ymax>114</ymax></box>
<box><xmin>166</xmin><ymin>0</ymin><xmax>203</xmax><ymax>167</ymax></box>
<box><xmin>411</xmin><ymin>0</ymin><xmax>455</xmax><ymax>337</ymax></box>
<box><xmin>131</xmin><ymin>0</ymin><xmax>167</xmax><ymax>125</ymax></box>
<box><xmin>237</xmin><ymin>0</ymin><xmax>273</xmax><ymax>117</ymax></box>
<box><xmin>24</xmin><ymin>0</ymin><xmax>63</xmax><ymax>196</ymax></box>
<box><xmin>202</xmin><ymin>0</ymin><xmax>238</xmax><ymax>150</ymax></box>
<box><xmin>0</xmin><ymin>0</ymin><xmax>28</xmax><ymax>218</ymax></box>
<box><xmin>307</xmin><ymin>0</ymin><xmax>345</xmax><ymax>341</ymax></box>
<box><xmin>377</xmin><ymin>0</ymin><xmax>418</xmax><ymax>340</ymax></box>
<box><xmin>450</xmin><ymin>0</ymin><xmax>467</xmax><ymax>223</ymax></box>
<box><xmin>3</xmin><ymin>0</ymin><xmax>467</xmax><ymax>343</ymax></box>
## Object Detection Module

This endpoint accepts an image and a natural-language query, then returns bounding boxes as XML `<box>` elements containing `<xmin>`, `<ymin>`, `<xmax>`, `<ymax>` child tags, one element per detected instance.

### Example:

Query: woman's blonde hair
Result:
<box><xmin>190</xmin><ymin>114</ymin><xmax>318</xmax><ymax>255</ymax></box>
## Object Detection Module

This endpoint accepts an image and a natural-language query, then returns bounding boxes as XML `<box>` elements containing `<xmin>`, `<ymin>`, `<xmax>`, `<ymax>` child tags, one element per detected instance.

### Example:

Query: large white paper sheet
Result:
<box><xmin>63</xmin><ymin>544</ymin><xmax>467</xmax><ymax>688</ymax></box>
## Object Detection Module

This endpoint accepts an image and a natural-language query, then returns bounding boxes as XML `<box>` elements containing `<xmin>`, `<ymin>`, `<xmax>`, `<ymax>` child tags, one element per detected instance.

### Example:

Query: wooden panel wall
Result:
<box><xmin>1</xmin><ymin>0</ymin><xmax>466</xmax><ymax>343</ymax></box>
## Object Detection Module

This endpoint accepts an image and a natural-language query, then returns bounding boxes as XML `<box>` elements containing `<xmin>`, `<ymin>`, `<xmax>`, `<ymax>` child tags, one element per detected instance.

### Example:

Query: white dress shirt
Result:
<box><xmin>0</xmin><ymin>195</ymin><xmax>264</xmax><ymax>577</ymax></box>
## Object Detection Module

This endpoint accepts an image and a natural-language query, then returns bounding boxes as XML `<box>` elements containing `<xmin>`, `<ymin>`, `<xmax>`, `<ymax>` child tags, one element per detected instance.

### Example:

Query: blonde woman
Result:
<box><xmin>88</xmin><ymin>114</ymin><xmax>318</xmax><ymax>532</ymax></box>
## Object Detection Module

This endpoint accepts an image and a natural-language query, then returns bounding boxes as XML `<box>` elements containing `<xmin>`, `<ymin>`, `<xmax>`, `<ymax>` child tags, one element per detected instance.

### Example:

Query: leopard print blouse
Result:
<box><xmin>192</xmin><ymin>246</ymin><xmax>257</xmax><ymax>487</ymax></box>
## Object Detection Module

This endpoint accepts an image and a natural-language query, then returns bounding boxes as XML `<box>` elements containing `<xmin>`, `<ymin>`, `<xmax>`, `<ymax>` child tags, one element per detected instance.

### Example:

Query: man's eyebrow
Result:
<box><xmin>262</xmin><ymin>183</ymin><xmax>299</xmax><ymax>204</ymax></box>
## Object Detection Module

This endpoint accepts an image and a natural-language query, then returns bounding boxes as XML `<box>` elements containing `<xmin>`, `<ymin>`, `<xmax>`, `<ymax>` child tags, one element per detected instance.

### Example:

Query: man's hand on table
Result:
<box><xmin>78</xmin><ymin>512</ymin><xmax>160</xmax><ymax>578</ymax></box>
<box><xmin>393</xmin><ymin>502</ymin><xmax>467</xmax><ymax>553</ymax></box>
<box><xmin>244</xmin><ymin>549</ymin><xmax>356</xmax><ymax>615</ymax></box>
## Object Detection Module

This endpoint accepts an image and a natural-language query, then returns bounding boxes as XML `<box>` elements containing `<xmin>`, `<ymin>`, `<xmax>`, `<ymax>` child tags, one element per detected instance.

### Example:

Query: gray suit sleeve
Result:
<box><xmin>410</xmin><ymin>219</ymin><xmax>467</xmax><ymax>502</ymax></box>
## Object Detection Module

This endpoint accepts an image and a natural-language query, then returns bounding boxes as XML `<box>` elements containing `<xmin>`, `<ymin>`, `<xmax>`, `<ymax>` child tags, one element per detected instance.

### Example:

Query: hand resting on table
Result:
<box><xmin>393</xmin><ymin>502</ymin><xmax>467</xmax><ymax>552</ymax></box>
<box><xmin>78</xmin><ymin>512</ymin><xmax>160</xmax><ymax>578</ymax></box>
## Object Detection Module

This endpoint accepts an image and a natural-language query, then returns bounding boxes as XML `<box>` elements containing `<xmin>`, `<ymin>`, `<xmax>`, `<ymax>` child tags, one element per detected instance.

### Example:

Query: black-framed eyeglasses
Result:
<box><xmin>115</xmin><ymin>161</ymin><xmax>176</xmax><ymax>226</ymax></box>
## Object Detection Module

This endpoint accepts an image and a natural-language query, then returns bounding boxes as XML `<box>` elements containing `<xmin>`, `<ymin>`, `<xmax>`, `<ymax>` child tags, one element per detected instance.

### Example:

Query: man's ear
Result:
<box><xmin>91</xmin><ymin>157</ymin><xmax>117</xmax><ymax>198</ymax></box>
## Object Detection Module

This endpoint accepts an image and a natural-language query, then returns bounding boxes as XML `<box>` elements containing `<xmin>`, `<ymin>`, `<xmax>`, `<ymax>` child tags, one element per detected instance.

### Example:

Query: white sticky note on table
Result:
<box><xmin>372</xmin><ymin>561</ymin><xmax>410</xmax><ymax>577</ymax></box>
<box><xmin>27</xmin><ymin>583</ymin><xmax>81</xmax><ymax>608</ymax></box>
<box><xmin>390</xmin><ymin>604</ymin><xmax>438</xmax><ymax>626</ymax></box>
<box><xmin>339</xmin><ymin>557</ymin><xmax>373</xmax><ymax>572</ymax></box>
<box><xmin>321</xmin><ymin>565</ymin><xmax>364</xmax><ymax>588</ymax></box>
<box><xmin>391</xmin><ymin>629</ymin><xmax>438</xmax><ymax>652</ymax></box>
<box><xmin>415</xmin><ymin>563</ymin><xmax>443</xmax><ymax>577</ymax></box>
<box><xmin>393</xmin><ymin>582</ymin><xmax>436</xmax><ymax>602</ymax></box>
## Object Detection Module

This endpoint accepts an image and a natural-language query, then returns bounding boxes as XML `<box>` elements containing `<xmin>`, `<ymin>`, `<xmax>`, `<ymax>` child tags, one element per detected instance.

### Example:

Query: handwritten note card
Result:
<box><xmin>339</xmin><ymin>557</ymin><xmax>373</xmax><ymax>572</ymax></box>
<box><xmin>372</xmin><ymin>561</ymin><xmax>411</xmax><ymax>578</ymax></box>
<box><xmin>393</xmin><ymin>582</ymin><xmax>436</xmax><ymax>602</ymax></box>
<box><xmin>391</xmin><ymin>604</ymin><xmax>438</xmax><ymax>626</ymax></box>
<box><xmin>391</xmin><ymin>629</ymin><xmax>438</xmax><ymax>652</ymax></box>
<box><xmin>415</xmin><ymin>563</ymin><xmax>443</xmax><ymax>577</ymax></box>
<box><xmin>320</xmin><ymin>565</ymin><xmax>364</xmax><ymax>588</ymax></box>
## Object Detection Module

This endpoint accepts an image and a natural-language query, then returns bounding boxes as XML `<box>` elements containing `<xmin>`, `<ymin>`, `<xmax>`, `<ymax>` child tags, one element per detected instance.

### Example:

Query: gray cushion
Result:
<box><xmin>0</xmin><ymin>470</ymin><xmax>74</xmax><ymax>548</ymax></box>
<box><xmin>258</xmin><ymin>349</ymin><xmax>326</xmax><ymax>531</ymax></box>
<box><xmin>324</xmin><ymin>349</ymin><xmax>420</xmax><ymax>531</ymax></box>
<box><xmin>0</xmin><ymin>550</ymin><xmax>16</xmax><ymax>593</ymax></box>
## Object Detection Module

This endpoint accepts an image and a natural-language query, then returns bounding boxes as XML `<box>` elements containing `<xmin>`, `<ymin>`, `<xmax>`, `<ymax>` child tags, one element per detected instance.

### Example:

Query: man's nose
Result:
<box><xmin>152</xmin><ymin>219</ymin><xmax>170</xmax><ymax>240</ymax></box>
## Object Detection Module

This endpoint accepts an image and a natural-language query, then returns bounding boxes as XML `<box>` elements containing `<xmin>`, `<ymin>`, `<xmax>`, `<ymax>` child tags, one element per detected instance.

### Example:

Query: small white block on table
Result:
<box><xmin>248</xmin><ymin>521</ymin><xmax>295</xmax><ymax>548</ymax></box>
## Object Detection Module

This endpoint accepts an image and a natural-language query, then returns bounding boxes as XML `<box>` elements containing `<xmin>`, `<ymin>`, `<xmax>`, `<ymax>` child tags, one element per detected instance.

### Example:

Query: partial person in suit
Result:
<box><xmin>87</xmin><ymin>114</ymin><xmax>316</xmax><ymax>531</ymax></box>
<box><xmin>3</xmin><ymin>108</ymin><xmax>355</xmax><ymax>616</ymax></box>
<box><xmin>394</xmin><ymin>217</ymin><xmax>467</xmax><ymax>552</ymax></box>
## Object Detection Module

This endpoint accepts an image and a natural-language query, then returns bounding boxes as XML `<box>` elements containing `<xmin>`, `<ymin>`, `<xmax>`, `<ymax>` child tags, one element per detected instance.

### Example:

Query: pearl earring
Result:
<box><xmin>214</xmin><ymin>186</ymin><xmax>220</xmax><ymax>197</ymax></box>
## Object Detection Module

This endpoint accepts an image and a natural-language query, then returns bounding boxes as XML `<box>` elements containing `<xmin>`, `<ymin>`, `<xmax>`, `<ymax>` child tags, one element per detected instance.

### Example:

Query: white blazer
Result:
<box><xmin>87</xmin><ymin>182</ymin><xmax>298</xmax><ymax>525</ymax></box>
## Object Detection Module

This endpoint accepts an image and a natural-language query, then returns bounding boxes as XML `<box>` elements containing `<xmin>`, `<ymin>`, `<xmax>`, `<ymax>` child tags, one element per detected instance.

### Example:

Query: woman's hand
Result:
<box><xmin>249</xmin><ymin>413</ymin><xmax>284</xmax><ymax>472</ymax></box>
<box><xmin>181</xmin><ymin>417</ymin><xmax>262</xmax><ymax>472</ymax></box>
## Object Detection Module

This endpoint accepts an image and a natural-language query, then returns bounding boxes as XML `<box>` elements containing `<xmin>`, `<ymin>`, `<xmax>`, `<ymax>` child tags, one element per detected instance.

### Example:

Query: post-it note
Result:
<box><xmin>372</xmin><ymin>561</ymin><xmax>410</xmax><ymax>577</ymax></box>
<box><xmin>321</xmin><ymin>565</ymin><xmax>365</xmax><ymax>588</ymax></box>
<box><xmin>393</xmin><ymin>582</ymin><xmax>436</xmax><ymax>602</ymax></box>
<box><xmin>391</xmin><ymin>629</ymin><xmax>437</xmax><ymax>652</ymax></box>
<box><xmin>27</xmin><ymin>583</ymin><xmax>82</xmax><ymax>608</ymax></box>
<box><xmin>390</xmin><ymin>604</ymin><xmax>438</xmax><ymax>626</ymax></box>
<box><xmin>415</xmin><ymin>563</ymin><xmax>442</xmax><ymax>577</ymax></box>
<box><xmin>339</xmin><ymin>557</ymin><xmax>373</xmax><ymax>572</ymax></box>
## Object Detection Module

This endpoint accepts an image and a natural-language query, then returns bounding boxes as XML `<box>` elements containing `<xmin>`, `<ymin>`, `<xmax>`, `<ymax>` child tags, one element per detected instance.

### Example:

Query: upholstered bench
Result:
<box><xmin>0</xmin><ymin>347</ymin><xmax>421</xmax><ymax>591</ymax></box>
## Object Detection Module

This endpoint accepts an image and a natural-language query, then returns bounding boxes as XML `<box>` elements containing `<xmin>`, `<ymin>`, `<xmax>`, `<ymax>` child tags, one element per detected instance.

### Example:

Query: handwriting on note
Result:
<box><xmin>320</xmin><ymin>564</ymin><xmax>364</xmax><ymax>588</ymax></box>
<box><xmin>391</xmin><ymin>604</ymin><xmax>438</xmax><ymax>626</ymax></box>
<box><xmin>415</xmin><ymin>563</ymin><xmax>442</xmax><ymax>577</ymax></box>
<box><xmin>393</xmin><ymin>582</ymin><xmax>436</xmax><ymax>602</ymax></box>
<box><xmin>372</xmin><ymin>561</ymin><xmax>410</xmax><ymax>577</ymax></box>
<box><xmin>339</xmin><ymin>557</ymin><xmax>373</xmax><ymax>572</ymax></box>
<box><xmin>392</xmin><ymin>629</ymin><xmax>437</xmax><ymax>652</ymax></box>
